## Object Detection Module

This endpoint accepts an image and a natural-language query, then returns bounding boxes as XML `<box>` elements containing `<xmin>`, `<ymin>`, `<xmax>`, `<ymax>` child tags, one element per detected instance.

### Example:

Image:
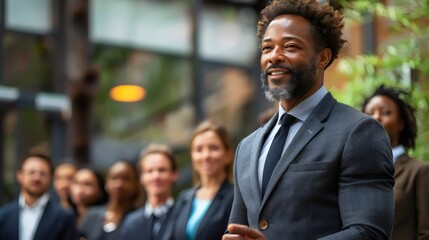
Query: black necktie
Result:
<box><xmin>150</xmin><ymin>213</ymin><xmax>159</xmax><ymax>240</ymax></box>
<box><xmin>262</xmin><ymin>113</ymin><xmax>297</xmax><ymax>196</ymax></box>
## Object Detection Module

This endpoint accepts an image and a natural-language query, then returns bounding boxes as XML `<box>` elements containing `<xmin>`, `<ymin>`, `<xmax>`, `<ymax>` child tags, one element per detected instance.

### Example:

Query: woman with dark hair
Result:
<box><xmin>79</xmin><ymin>160</ymin><xmax>141</xmax><ymax>240</ymax></box>
<box><xmin>172</xmin><ymin>119</ymin><xmax>234</xmax><ymax>240</ymax></box>
<box><xmin>362</xmin><ymin>85</ymin><xmax>429</xmax><ymax>240</ymax></box>
<box><xmin>53</xmin><ymin>162</ymin><xmax>78</xmax><ymax>209</ymax></box>
<box><xmin>70</xmin><ymin>167</ymin><xmax>108</xmax><ymax>227</ymax></box>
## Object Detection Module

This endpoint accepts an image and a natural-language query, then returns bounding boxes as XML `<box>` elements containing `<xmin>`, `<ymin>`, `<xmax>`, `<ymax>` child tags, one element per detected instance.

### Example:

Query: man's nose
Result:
<box><xmin>269</xmin><ymin>47</ymin><xmax>285</xmax><ymax>64</ymax></box>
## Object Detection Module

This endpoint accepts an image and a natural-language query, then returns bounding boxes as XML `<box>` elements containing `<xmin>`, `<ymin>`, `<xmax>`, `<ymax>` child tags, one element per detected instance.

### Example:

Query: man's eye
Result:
<box><xmin>286</xmin><ymin>44</ymin><xmax>298</xmax><ymax>49</ymax></box>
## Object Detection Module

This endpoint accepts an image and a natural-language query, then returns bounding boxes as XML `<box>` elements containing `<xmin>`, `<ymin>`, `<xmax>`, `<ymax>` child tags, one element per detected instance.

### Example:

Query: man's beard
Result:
<box><xmin>260</xmin><ymin>61</ymin><xmax>317</xmax><ymax>102</ymax></box>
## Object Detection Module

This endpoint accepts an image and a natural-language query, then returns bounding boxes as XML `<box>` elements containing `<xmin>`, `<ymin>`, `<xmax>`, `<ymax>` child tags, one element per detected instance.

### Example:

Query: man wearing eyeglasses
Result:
<box><xmin>0</xmin><ymin>152</ymin><xmax>77</xmax><ymax>240</ymax></box>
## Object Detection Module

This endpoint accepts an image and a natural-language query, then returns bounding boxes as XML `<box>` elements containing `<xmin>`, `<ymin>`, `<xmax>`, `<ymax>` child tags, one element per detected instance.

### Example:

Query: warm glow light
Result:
<box><xmin>110</xmin><ymin>85</ymin><xmax>146</xmax><ymax>102</ymax></box>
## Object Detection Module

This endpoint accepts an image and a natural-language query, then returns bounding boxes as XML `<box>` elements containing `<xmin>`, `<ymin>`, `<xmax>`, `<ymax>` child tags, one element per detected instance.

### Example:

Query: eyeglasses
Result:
<box><xmin>22</xmin><ymin>170</ymin><xmax>50</xmax><ymax>178</ymax></box>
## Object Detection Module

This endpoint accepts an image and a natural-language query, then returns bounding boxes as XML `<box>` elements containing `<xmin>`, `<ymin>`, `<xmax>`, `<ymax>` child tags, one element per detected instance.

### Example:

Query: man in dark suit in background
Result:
<box><xmin>120</xmin><ymin>143</ymin><xmax>179</xmax><ymax>240</ymax></box>
<box><xmin>0</xmin><ymin>152</ymin><xmax>77</xmax><ymax>240</ymax></box>
<box><xmin>223</xmin><ymin>0</ymin><xmax>395</xmax><ymax>239</ymax></box>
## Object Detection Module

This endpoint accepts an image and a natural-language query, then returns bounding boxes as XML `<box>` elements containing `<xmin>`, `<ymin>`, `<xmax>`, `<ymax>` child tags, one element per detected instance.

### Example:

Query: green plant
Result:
<box><xmin>331</xmin><ymin>0</ymin><xmax>429</xmax><ymax>160</ymax></box>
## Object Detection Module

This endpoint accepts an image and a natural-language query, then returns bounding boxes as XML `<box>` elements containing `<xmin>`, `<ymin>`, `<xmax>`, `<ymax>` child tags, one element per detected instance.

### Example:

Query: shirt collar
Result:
<box><xmin>277</xmin><ymin>85</ymin><xmax>327</xmax><ymax>123</ymax></box>
<box><xmin>19</xmin><ymin>193</ymin><xmax>50</xmax><ymax>209</ymax></box>
<box><xmin>392</xmin><ymin>145</ymin><xmax>406</xmax><ymax>163</ymax></box>
<box><xmin>144</xmin><ymin>198</ymin><xmax>174</xmax><ymax>218</ymax></box>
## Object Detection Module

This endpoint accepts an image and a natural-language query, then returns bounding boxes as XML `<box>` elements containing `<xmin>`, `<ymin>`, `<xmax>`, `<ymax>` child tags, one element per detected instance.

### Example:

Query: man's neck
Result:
<box><xmin>281</xmin><ymin>81</ymin><xmax>323</xmax><ymax>112</ymax></box>
<box><xmin>22</xmin><ymin>192</ymin><xmax>41</xmax><ymax>207</ymax></box>
<box><xmin>148</xmin><ymin>195</ymin><xmax>171</xmax><ymax>208</ymax></box>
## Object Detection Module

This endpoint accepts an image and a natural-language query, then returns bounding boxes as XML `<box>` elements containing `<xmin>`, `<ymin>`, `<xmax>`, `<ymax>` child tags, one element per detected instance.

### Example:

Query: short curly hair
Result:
<box><xmin>257</xmin><ymin>0</ymin><xmax>347</xmax><ymax>68</ymax></box>
<box><xmin>361</xmin><ymin>85</ymin><xmax>417</xmax><ymax>150</ymax></box>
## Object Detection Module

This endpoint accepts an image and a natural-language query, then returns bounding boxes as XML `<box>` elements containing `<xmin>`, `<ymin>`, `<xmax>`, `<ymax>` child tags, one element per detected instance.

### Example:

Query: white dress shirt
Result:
<box><xmin>144</xmin><ymin>198</ymin><xmax>174</xmax><ymax>236</ymax></box>
<box><xmin>258</xmin><ymin>86</ymin><xmax>328</xmax><ymax>189</ymax></box>
<box><xmin>19</xmin><ymin>193</ymin><xmax>49</xmax><ymax>240</ymax></box>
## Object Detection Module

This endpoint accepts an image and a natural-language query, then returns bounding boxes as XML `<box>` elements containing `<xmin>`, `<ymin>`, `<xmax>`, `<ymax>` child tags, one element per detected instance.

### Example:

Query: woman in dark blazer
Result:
<box><xmin>79</xmin><ymin>160</ymin><xmax>141</xmax><ymax>240</ymax></box>
<box><xmin>363</xmin><ymin>85</ymin><xmax>429</xmax><ymax>240</ymax></box>
<box><xmin>172</xmin><ymin>120</ymin><xmax>234</xmax><ymax>240</ymax></box>
<box><xmin>70</xmin><ymin>167</ymin><xmax>108</xmax><ymax>228</ymax></box>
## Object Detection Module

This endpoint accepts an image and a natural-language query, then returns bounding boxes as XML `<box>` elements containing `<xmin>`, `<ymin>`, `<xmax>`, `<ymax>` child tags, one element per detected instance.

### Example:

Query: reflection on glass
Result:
<box><xmin>199</xmin><ymin>5</ymin><xmax>258</xmax><ymax>65</ymax></box>
<box><xmin>6</xmin><ymin>0</ymin><xmax>52</xmax><ymax>34</ymax></box>
<box><xmin>91</xmin><ymin>0</ymin><xmax>191</xmax><ymax>55</ymax></box>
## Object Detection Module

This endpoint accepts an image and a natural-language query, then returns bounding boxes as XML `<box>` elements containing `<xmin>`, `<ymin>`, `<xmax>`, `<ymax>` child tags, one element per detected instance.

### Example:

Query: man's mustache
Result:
<box><xmin>264</xmin><ymin>64</ymin><xmax>294</xmax><ymax>75</ymax></box>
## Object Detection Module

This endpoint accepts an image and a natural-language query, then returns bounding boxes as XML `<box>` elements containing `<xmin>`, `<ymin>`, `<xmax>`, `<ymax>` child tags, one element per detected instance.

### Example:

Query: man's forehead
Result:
<box><xmin>263</xmin><ymin>14</ymin><xmax>312</xmax><ymax>41</ymax></box>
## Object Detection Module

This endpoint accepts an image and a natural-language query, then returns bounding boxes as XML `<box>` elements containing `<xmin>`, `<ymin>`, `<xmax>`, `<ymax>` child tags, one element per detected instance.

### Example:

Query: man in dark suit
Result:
<box><xmin>119</xmin><ymin>143</ymin><xmax>179</xmax><ymax>240</ymax></box>
<box><xmin>0</xmin><ymin>152</ymin><xmax>77</xmax><ymax>240</ymax></box>
<box><xmin>223</xmin><ymin>0</ymin><xmax>395</xmax><ymax>239</ymax></box>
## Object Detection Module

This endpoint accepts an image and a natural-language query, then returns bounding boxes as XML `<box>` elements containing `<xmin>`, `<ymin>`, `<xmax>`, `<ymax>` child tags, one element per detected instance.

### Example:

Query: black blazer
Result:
<box><xmin>119</xmin><ymin>203</ymin><xmax>176</xmax><ymax>240</ymax></box>
<box><xmin>172</xmin><ymin>181</ymin><xmax>233</xmax><ymax>240</ymax></box>
<box><xmin>0</xmin><ymin>198</ymin><xmax>77</xmax><ymax>240</ymax></box>
<box><xmin>80</xmin><ymin>205</ymin><xmax>133</xmax><ymax>240</ymax></box>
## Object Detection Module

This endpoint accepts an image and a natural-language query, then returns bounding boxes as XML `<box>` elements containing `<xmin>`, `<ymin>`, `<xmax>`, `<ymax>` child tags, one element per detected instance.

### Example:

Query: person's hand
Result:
<box><xmin>222</xmin><ymin>223</ymin><xmax>266</xmax><ymax>240</ymax></box>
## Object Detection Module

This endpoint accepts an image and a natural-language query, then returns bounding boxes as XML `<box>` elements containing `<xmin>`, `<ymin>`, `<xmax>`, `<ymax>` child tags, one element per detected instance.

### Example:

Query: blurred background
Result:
<box><xmin>0</xmin><ymin>0</ymin><xmax>428</xmax><ymax>204</ymax></box>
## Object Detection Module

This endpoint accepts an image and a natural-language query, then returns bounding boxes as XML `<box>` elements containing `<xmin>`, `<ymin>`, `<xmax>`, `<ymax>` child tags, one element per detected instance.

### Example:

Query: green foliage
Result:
<box><xmin>331</xmin><ymin>0</ymin><xmax>429</xmax><ymax>160</ymax></box>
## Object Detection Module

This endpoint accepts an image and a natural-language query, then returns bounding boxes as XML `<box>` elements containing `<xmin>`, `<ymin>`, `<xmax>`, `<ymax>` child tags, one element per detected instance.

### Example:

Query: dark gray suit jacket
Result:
<box><xmin>0</xmin><ymin>198</ymin><xmax>77</xmax><ymax>240</ymax></box>
<box><xmin>119</xmin><ymin>204</ymin><xmax>176</xmax><ymax>240</ymax></box>
<box><xmin>80</xmin><ymin>205</ymin><xmax>133</xmax><ymax>240</ymax></box>
<box><xmin>229</xmin><ymin>93</ymin><xmax>395</xmax><ymax>240</ymax></box>
<box><xmin>172</xmin><ymin>181</ymin><xmax>233</xmax><ymax>240</ymax></box>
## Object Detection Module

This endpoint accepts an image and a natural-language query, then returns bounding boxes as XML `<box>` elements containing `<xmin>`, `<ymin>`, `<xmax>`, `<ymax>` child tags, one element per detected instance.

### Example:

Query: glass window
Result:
<box><xmin>199</xmin><ymin>4</ymin><xmax>258</xmax><ymax>65</ymax></box>
<box><xmin>5</xmin><ymin>0</ymin><xmax>52</xmax><ymax>34</ymax></box>
<box><xmin>91</xmin><ymin>0</ymin><xmax>191</xmax><ymax>55</ymax></box>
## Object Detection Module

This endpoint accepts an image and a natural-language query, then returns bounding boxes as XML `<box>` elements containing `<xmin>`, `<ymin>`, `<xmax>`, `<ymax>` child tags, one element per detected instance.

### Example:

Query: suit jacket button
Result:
<box><xmin>259</xmin><ymin>220</ymin><xmax>268</xmax><ymax>230</ymax></box>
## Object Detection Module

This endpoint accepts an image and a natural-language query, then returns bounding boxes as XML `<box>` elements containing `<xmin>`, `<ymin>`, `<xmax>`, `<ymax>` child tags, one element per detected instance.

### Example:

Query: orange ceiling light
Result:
<box><xmin>110</xmin><ymin>85</ymin><xmax>146</xmax><ymax>102</ymax></box>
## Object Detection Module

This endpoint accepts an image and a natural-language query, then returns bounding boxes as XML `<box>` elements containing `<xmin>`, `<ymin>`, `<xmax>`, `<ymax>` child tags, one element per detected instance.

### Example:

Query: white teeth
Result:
<box><xmin>271</xmin><ymin>71</ymin><xmax>285</xmax><ymax>75</ymax></box>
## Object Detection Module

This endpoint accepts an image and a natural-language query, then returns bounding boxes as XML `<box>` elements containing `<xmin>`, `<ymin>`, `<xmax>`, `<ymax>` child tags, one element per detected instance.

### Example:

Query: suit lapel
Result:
<box><xmin>251</xmin><ymin>113</ymin><xmax>279</xmax><ymax>203</ymax></box>
<box><xmin>261</xmin><ymin>93</ymin><xmax>336</xmax><ymax>205</ymax></box>
<box><xmin>141</xmin><ymin>207</ymin><xmax>153</xmax><ymax>239</ymax></box>
<box><xmin>10</xmin><ymin>201</ymin><xmax>20</xmax><ymax>239</ymax></box>
<box><xmin>196</xmin><ymin>181</ymin><xmax>229</xmax><ymax>238</ymax></box>
<box><xmin>175</xmin><ymin>190</ymin><xmax>194</xmax><ymax>238</ymax></box>
<box><xmin>157</xmin><ymin>203</ymin><xmax>175</xmax><ymax>240</ymax></box>
<box><xmin>393</xmin><ymin>153</ymin><xmax>409</xmax><ymax>178</ymax></box>
<box><xmin>33</xmin><ymin>199</ymin><xmax>52</xmax><ymax>240</ymax></box>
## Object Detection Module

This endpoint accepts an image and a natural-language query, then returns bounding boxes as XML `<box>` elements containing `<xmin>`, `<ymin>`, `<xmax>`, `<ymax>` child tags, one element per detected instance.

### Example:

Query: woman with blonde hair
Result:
<box><xmin>172</xmin><ymin>119</ymin><xmax>234</xmax><ymax>240</ymax></box>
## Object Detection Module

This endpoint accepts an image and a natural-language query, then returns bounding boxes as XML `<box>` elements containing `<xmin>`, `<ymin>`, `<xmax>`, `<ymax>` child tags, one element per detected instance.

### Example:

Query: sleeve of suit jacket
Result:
<box><xmin>229</xmin><ymin>141</ymin><xmax>249</xmax><ymax>226</ymax></box>
<box><xmin>318</xmin><ymin>117</ymin><xmax>394</xmax><ymax>240</ymax></box>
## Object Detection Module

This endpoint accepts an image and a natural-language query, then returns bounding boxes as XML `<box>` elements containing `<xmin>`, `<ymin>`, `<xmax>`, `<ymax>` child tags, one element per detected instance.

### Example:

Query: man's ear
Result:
<box><xmin>16</xmin><ymin>170</ymin><xmax>23</xmax><ymax>185</ymax></box>
<box><xmin>318</xmin><ymin>48</ymin><xmax>332</xmax><ymax>69</ymax></box>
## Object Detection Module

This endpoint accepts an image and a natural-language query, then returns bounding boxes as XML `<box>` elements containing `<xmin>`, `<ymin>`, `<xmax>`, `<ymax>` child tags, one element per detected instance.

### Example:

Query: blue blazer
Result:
<box><xmin>0</xmin><ymin>198</ymin><xmax>77</xmax><ymax>240</ymax></box>
<box><xmin>172</xmin><ymin>181</ymin><xmax>233</xmax><ymax>240</ymax></box>
<box><xmin>119</xmin><ymin>204</ymin><xmax>176</xmax><ymax>240</ymax></box>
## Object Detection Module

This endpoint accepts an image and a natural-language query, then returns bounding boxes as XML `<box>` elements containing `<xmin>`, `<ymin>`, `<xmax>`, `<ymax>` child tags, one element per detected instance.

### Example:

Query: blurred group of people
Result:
<box><xmin>1</xmin><ymin>0</ymin><xmax>428</xmax><ymax>239</ymax></box>
<box><xmin>0</xmin><ymin>119</ymin><xmax>235</xmax><ymax>240</ymax></box>
<box><xmin>1</xmin><ymin>84</ymin><xmax>427</xmax><ymax>240</ymax></box>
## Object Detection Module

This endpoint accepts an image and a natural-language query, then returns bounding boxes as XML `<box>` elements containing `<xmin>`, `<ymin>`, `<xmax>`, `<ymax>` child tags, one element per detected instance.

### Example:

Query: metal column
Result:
<box><xmin>0</xmin><ymin>0</ymin><xmax>5</xmax><ymax>205</ymax></box>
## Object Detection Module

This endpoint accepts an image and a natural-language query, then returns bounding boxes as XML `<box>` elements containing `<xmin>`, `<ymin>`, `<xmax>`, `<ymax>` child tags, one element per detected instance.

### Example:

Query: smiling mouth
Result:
<box><xmin>269</xmin><ymin>71</ymin><xmax>288</xmax><ymax>76</ymax></box>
